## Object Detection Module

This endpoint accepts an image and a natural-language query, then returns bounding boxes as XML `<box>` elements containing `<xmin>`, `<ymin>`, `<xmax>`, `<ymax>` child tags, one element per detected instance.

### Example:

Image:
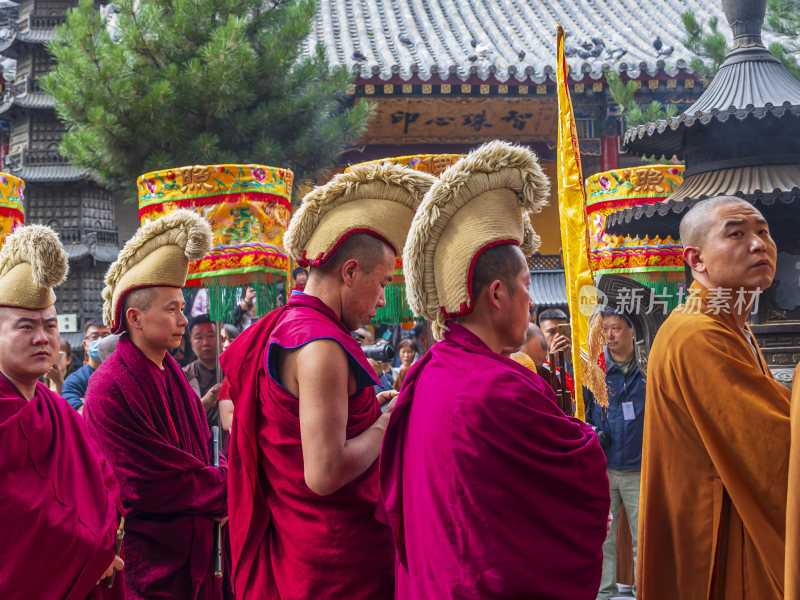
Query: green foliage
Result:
<box><xmin>604</xmin><ymin>71</ymin><xmax>677</xmax><ymax>129</ymax></box>
<box><xmin>682</xmin><ymin>4</ymin><xmax>800</xmax><ymax>82</ymax></box>
<box><xmin>681</xmin><ymin>11</ymin><xmax>728</xmax><ymax>82</ymax></box>
<box><xmin>769</xmin><ymin>43</ymin><xmax>800</xmax><ymax>80</ymax></box>
<box><xmin>765</xmin><ymin>0</ymin><xmax>800</xmax><ymax>80</ymax></box>
<box><xmin>766</xmin><ymin>0</ymin><xmax>800</xmax><ymax>35</ymax></box>
<box><xmin>42</xmin><ymin>0</ymin><xmax>373</xmax><ymax>200</ymax></box>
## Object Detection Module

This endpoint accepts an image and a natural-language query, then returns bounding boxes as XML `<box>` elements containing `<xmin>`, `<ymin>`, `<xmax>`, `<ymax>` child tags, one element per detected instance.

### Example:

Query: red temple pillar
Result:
<box><xmin>601</xmin><ymin>133</ymin><xmax>619</xmax><ymax>171</ymax></box>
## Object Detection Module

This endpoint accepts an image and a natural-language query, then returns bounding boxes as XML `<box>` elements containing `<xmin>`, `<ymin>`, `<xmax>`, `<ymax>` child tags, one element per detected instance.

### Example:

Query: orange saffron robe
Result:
<box><xmin>638</xmin><ymin>282</ymin><xmax>791</xmax><ymax>599</ymax></box>
<box><xmin>787</xmin><ymin>363</ymin><xmax>800</xmax><ymax>600</ymax></box>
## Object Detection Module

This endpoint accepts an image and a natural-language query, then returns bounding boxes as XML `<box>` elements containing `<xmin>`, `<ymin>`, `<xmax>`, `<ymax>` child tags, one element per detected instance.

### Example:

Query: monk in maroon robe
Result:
<box><xmin>0</xmin><ymin>223</ymin><xmax>125</xmax><ymax>599</ymax></box>
<box><xmin>85</xmin><ymin>290</ymin><xmax>228</xmax><ymax>600</ymax></box>
<box><xmin>84</xmin><ymin>210</ymin><xmax>227</xmax><ymax>600</ymax></box>
<box><xmin>381</xmin><ymin>142</ymin><xmax>610</xmax><ymax>599</ymax></box>
<box><xmin>381</xmin><ymin>247</ymin><xmax>610</xmax><ymax>599</ymax></box>
<box><xmin>222</xmin><ymin>237</ymin><xmax>397</xmax><ymax>599</ymax></box>
<box><xmin>221</xmin><ymin>162</ymin><xmax>433</xmax><ymax>599</ymax></box>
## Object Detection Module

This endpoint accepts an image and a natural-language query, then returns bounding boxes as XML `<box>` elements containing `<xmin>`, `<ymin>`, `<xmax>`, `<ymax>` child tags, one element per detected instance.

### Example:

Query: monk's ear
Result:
<box><xmin>683</xmin><ymin>246</ymin><xmax>706</xmax><ymax>274</ymax></box>
<box><xmin>487</xmin><ymin>279</ymin><xmax>503</xmax><ymax>311</ymax></box>
<box><xmin>341</xmin><ymin>258</ymin><xmax>359</xmax><ymax>287</ymax></box>
<box><xmin>125</xmin><ymin>307</ymin><xmax>143</xmax><ymax>331</ymax></box>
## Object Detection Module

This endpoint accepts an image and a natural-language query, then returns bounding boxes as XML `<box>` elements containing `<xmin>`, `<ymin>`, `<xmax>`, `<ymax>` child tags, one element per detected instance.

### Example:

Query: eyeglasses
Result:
<box><xmin>85</xmin><ymin>331</ymin><xmax>111</xmax><ymax>341</ymax></box>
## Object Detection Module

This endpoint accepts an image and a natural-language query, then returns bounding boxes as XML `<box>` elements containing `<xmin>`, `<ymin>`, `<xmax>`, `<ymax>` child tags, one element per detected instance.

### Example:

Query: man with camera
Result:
<box><xmin>354</xmin><ymin>326</ymin><xmax>396</xmax><ymax>395</ymax></box>
<box><xmin>220</xmin><ymin>164</ymin><xmax>435</xmax><ymax>599</ymax></box>
<box><xmin>586</xmin><ymin>306</ymin><xmax>646</xmax><ymax>600</ymax></box>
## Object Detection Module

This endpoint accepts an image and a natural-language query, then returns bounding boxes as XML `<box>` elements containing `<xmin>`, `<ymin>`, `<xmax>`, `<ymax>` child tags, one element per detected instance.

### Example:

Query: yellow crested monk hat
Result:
<box><xmin>0</xmin><ymin>225</ymin><xmax>69</xmax><ymax>310</ymax></box>
<box><xmin>103</xmin><ymin>210</ymin><xmax>212</xmax><ymax>333</ymax></box>
<box><xmin>284</xmin><ymin>163</ymin><xmax>437</xmax><ymax>267</ymax></box>
<box><xmin>404</xmin><ymin>140</ymin><xmax>550</xmax><ymax>340</ymax></box>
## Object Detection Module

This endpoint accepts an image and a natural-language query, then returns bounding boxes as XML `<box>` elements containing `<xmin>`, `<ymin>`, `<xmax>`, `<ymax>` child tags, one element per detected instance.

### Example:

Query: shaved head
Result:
<box><xmin>680</xmin><ymin>195</ymin><xmax>776</xmax><ymax>306</ymax></box>
<box><xmin>525</xmin><ymin>323</ymin><xmax>547</xmax><ymax>350</ymax></box>
<box><xmin>122</xmin><ymin>287</ymin><xmax>158</xmax><ymax>330</ymax></box>
<box><xmin>522</xmin><ymin>323</ymin><xmax>549</xmax><ymax>368</ymax></box>
<box><xmin>679</xmin><ymin>196</ymin><xmax>756</xmax><ymax>248</ymax></box>
<box><xmin>312</xmin><ymin>232</ymin><xmax>394</xmax><ymax>280</ymax></box>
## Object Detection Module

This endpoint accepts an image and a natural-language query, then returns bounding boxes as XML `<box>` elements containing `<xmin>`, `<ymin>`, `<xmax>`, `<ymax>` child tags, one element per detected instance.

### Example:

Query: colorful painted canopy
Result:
<box><xmin>585</xmin><ymin>165</ymin><xmax>686</xmax><ymax>308</ymax></box>
<box><xmin>0</xmin><ymin>173</ymin><xmax>24</xmax><ymax>249</ymax></box>
<box><xmin>137</xmin><ymin>164</ymin><xmax>293</xmax><ymax>318</ymax></box>
<box><xmin>345</xmin><ymin>154</ymin><xmax>465</xmax><ymax>324</ymax></box>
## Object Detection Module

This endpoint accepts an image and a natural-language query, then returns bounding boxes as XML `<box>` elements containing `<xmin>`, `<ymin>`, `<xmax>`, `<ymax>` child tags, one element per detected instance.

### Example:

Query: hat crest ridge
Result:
<box><xmin>284</xmin><ymin>163</ymin><xmax>436</xmax><ymax>264</ymax></box>
<box><xmin>0</xmin><ymin>224</ymin><xmax>69</xmax><ymax>290</ymax></box>
<box><xmin>102</xmin><ymin>209</ymin><xmax>212</xmax><ymax>327</ymax></box>
<box><xmin>403</xmin><ymin>141</ymin><xmax>550</xmax><ymax>339</ymax></box>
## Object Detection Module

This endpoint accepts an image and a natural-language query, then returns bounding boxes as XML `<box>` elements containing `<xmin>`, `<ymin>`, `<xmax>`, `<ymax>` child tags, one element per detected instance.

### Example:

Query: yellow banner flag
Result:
<box><xmin>556</xmin><ymin>24</ymin><xmax>600</xmax><ymax>421</ymax></box>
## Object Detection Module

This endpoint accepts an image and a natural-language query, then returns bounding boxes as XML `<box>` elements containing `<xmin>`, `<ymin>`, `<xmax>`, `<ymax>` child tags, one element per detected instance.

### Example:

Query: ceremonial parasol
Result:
<box><xmin>585</xmin><ymin>165</ymin><xmax>686</xmax><ymax>311</ymax></box>
<box><xmin>0</xmin><ymin>173</ymin><xmax>24</xmax><ymax>249</ymax></box>
<box><xmin>346</xmin><ymin>154</ymin><xmax>464</xmax><ymax>325</ymax></box>
<box><xmin>137</xmin><ymin>164</ymin><xmax>293</xmax><ymax>322</ymax></box>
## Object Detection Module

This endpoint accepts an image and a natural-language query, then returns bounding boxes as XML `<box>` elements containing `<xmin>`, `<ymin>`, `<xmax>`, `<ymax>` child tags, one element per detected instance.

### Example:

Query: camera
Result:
<box><xmin>362</xmin><ymin>342</ymin><xmax>395</xmax><ymax>363</ymax></box>
<box><xmin>591</xmin><ymin>426</ymin><xmax>612</xmax><ymax>450</ymax></box>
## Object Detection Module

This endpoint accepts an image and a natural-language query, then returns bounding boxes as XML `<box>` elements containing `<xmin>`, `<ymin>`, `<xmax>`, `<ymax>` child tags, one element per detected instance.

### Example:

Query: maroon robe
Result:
<box><xmin>380</xmin><ymin>324</ymin><xmax>611</xmax><ymax>599</ymax></box>
<box><xmin>84</xmin><ymin>336</ymin><xmax>227</xmax><ymax>600</ymax></box>
<box><xmin>220</xmin><ymin>292</ymin><xmax>394</xmax><ymax>600</ymax></box>
<box><xmin>0</xmin><ymin>375</ymin><xmax>124</xmax><ymax>600</ymax></box>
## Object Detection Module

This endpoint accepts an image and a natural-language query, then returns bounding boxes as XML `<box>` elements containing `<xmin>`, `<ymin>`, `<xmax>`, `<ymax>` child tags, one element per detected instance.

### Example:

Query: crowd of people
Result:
<box><xmin>1</xmin><ymin>140</ymin><xmax>798</xmax><ymax>600</ymax></box>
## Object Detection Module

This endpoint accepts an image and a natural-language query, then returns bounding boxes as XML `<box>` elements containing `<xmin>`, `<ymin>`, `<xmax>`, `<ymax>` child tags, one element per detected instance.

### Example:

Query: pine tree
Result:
<box><xmin>42</xmin><ymin>0</ymin><xmax>372</xmax><ymax>199</ymax></box>
<box><xmin>682</xmin><ymin>3</ymin><xmax>800</xmax><ymax>83</ymax></box>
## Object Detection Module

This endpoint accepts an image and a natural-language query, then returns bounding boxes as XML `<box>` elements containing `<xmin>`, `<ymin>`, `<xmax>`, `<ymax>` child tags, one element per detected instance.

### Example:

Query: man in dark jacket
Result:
<box><xmin>586</xmin><ymin>306</ymin><xmax>646</xmax><ymax>600</ymax></box>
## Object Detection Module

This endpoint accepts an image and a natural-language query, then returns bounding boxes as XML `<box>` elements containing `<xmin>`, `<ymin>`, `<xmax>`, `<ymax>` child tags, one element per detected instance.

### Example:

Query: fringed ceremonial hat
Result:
<box><xmin>104</xmin><ymin>210</ymin><xmax>212</xmax><ymax>333</ymax></box>
<box><xmin>405</xmin><ymin>140</ymin><xmax>550</xmax><ymax>340</ymax></box>
<box><xmin>284</xmin><ymin>164</ymin><xmax>437</xmax><ymax>268</ymax></box>
<box><xmin>0</xmin><ymin>225</ymin><xmax>68</xmax><ymax>310</ymax></box>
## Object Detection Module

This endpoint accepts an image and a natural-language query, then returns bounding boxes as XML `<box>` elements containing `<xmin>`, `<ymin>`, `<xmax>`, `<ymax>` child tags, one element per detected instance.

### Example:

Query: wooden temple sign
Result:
<box><xmin>361</xmin><ymin>97</ymin><xmax>558</xmax><ymax>144</ymax></box>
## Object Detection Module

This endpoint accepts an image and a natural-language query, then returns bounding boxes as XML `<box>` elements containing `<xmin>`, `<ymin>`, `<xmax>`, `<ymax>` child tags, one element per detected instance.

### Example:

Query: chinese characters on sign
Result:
<box><xmin>367</xmin><ymin>98</ymin><xmax>558</xmax><ymax>144</ymax></box>
<box><xmin>392</xmin><ymin>109</ymin><xmax>532</xmax><ymax>133</ymax></box>
<box><xmin>500</xmin><ymin>110</ymin><xmax>533</xmax><ymax>131</ymax></box>
<box><xmin>391</xmin><ymin>111</ymin><xmax>420</xmax><ymax>134</ymax></box>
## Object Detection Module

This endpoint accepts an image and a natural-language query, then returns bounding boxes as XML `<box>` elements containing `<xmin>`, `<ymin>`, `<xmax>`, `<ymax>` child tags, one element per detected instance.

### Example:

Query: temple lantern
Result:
<box><xmin>346</xmin><ymin>154</ymin><xmax>464</xmax><ymax>324</ymax></box>
<box><xmin>137</xmin><ymin>164</ymin><xmax>293</xmax><ymax>322</ymax></box>
<box><xmin>0</xmin><ymin>173</ymin><xmax>24</xmax><ymax>249</ymax></box>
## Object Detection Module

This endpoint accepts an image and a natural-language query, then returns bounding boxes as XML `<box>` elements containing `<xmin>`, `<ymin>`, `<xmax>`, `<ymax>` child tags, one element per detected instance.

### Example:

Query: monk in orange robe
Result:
<box><xmin>638</xmin><ymin>196</ymin><xmax>791</xmax><ymax>599</ymax></box>
<box><xmin>788</xmin><ymin>362</ymin><xmax>800</xmax><ymax>600</ymax></box>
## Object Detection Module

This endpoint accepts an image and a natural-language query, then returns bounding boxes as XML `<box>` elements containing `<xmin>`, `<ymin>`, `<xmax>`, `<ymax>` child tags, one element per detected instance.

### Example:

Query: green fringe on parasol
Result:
<box><xmin>198</xmin><ymin>272</ymin><xmax>285</xmax><ymax>323</ymax></box>
<box><xmin>372</xmin><ymin>281</ymin><xmax>418</xmax><ymax>325</ymax></box>
<box><xmin>624</xmin><ymin>270</ymin><xmax>687</xmax><ymax>313</ymax></box>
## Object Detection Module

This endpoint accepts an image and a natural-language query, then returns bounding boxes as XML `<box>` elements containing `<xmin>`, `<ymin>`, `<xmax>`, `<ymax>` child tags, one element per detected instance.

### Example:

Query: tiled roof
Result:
<box><xmin>5</xmin><ymin>164</ymin><xmax>88</xmax><ymax>182</ymax></box>
<box><xmin>64</xmin><ymin>243</ymin><xmax>119</xmax><ymax>263</ymax></box>
<box><xmin>529</xmin><ymin>270</ymin><xmax>567</xmax><ymax>308</ymax></box>
<box><xmin>11</xmin><ymin>91</ymin><xmax>54</xmax><ymax>109</ymax></box>
<box><xmin>305</xmin><ymin>0</ymin><xmax>745</xmax><ymax>83</ymax></box>
<box><xmin>15</xmin><ymin>27</ymin><xmax>55</xmax><ymax>45</ymax></box>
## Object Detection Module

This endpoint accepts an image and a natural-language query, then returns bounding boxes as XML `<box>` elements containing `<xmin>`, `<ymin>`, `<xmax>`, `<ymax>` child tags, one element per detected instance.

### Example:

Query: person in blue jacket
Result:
<box><xmin>62</xmin><ymin>319</ymin><xmax>110</xmax><ymax>411</ymax></box>
<box><xmin>586</xmin><ymin>306</ymin><xmax>646</xmax><ymax>600</ymax></box>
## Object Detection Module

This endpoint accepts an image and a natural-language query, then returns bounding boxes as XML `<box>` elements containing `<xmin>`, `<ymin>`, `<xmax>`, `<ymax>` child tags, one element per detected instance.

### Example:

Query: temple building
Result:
<box><xmin>0</xmin><ymin>0</ymin><xmax>772</xmax><ymax>330</ymax></box>
<box><xmin>0</xmin><ymin>0</ymin><xmax>119</xmax><ymax>346</ymax></box>
<box><xmin>605</xmin><ymin>0</ymin><xmax>800</xmax><ymax>384</ymax></box>
<box><xmin>302</xmin><ymin>0</ymin><xmax>738</xmax><ymax>310</ymax></box>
